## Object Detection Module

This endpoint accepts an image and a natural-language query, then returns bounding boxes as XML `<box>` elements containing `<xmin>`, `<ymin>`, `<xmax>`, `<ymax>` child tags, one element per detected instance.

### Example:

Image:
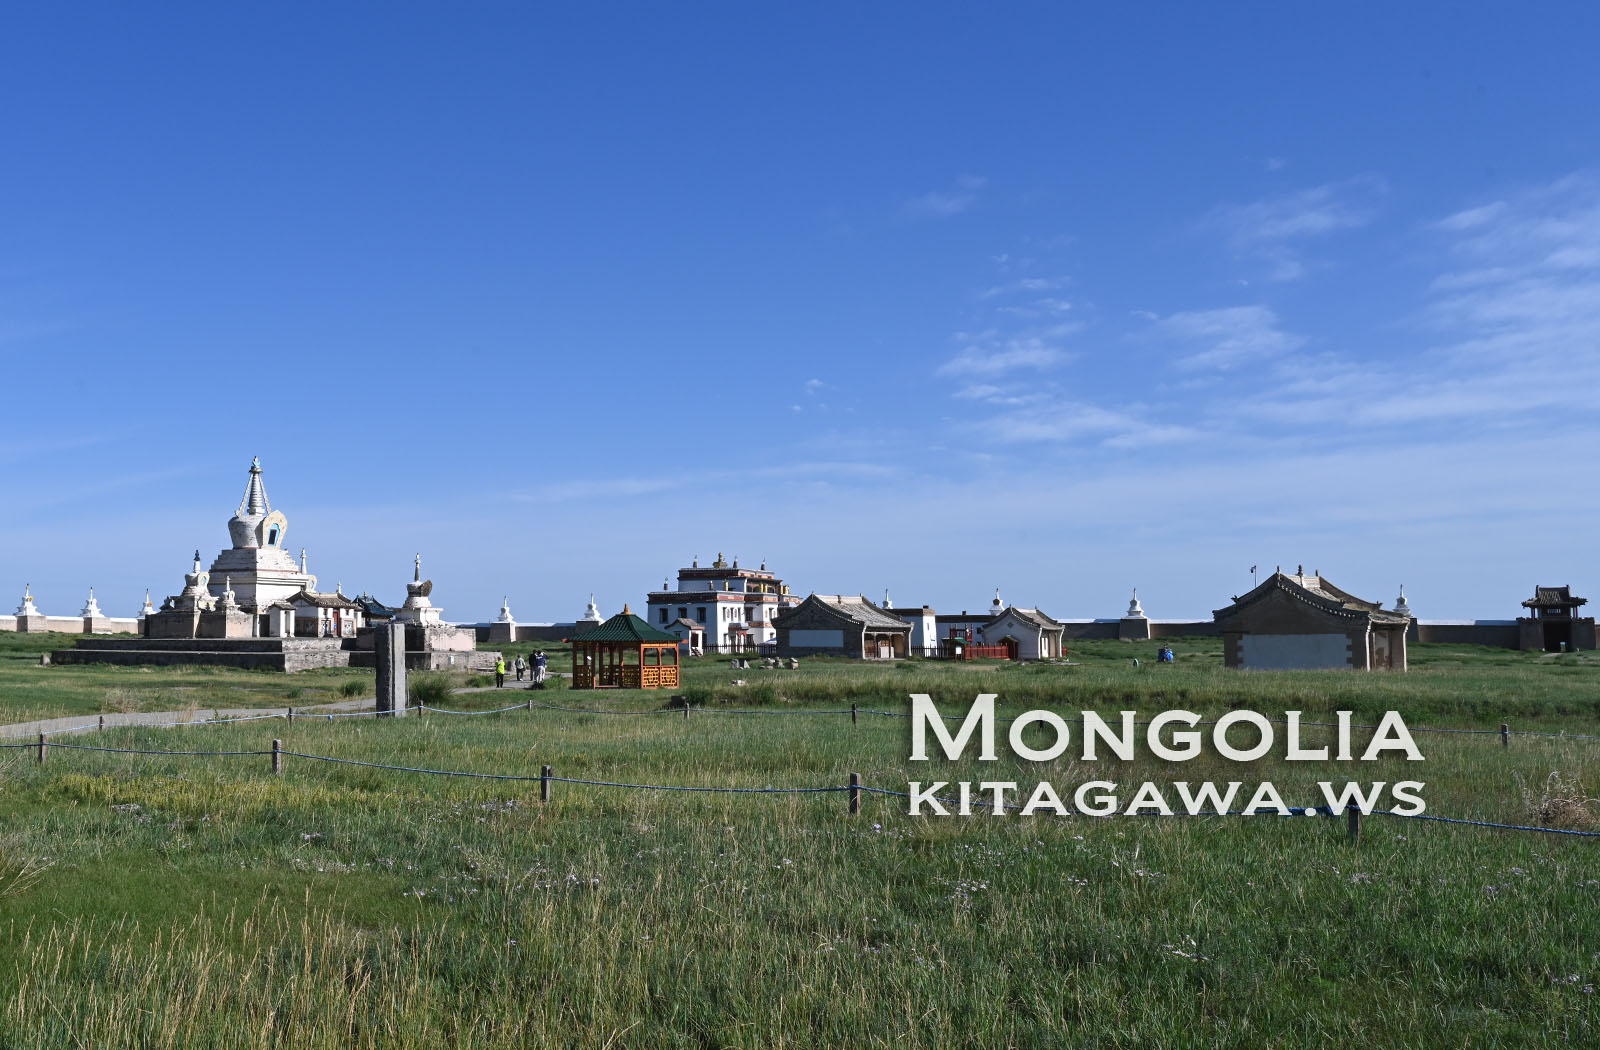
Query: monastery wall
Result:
<box><xmin>1410</xmin><ymin>621</ymin><xmax>1521</xmax><ymax>647</ymax></box>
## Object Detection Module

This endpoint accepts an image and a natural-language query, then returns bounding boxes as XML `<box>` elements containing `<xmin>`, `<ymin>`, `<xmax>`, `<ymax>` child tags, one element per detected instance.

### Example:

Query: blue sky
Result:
<box><xmin>3</xmin><ymin>4</ymin><xmax>1598</xmax><ymax>622</ymax></box>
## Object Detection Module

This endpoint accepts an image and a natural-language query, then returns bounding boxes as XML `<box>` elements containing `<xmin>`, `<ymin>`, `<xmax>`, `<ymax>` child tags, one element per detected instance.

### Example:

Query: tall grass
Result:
<box><xmin>0</xmin><ymin>688</ymin><xmax>1596</xmax><ymax>1046</ymax></box>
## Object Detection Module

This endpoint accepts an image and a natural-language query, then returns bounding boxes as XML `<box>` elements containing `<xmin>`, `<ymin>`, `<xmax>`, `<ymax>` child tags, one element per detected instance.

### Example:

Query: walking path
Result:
<box><xmin>0</xmin><ymin>676</ymin><xmax>573</xmax><ymax>739</ymax></box>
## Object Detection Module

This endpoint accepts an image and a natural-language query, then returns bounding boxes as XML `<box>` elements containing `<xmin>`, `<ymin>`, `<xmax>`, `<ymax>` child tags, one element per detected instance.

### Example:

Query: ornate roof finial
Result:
<box><xmin>238</xmin><ymin>457</ymin><xmax>270</xmax><ymax>516</ymax></box>
<box><xmin>414</xmin><ymin>553</ymin><xmax>422</xmax><ymax>582</ymax></box>
<box><xmin>300</xmin><ymin>548</ymin><xmax>308</xmax><ymax>573</ymax></box>
<box><xmin>623</xmin><ymin>602</ymin><xmax>631</xmax><ymax>614</ymax></box>
<box><xmin>193</xmin><ymin>549</ymin><xmax>202</xmax><ymax>572</ymax></box>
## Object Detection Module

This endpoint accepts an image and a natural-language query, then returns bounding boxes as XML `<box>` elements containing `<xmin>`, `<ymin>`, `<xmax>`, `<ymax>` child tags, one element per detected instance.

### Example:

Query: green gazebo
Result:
<box><xmin>571</xmin><ymin>605</ymin><xmax>682</xmax><ymax>689</ymax></box>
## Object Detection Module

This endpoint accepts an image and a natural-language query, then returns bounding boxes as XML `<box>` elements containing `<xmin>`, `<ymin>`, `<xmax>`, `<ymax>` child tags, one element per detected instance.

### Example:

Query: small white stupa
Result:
<box><xmin>883</xmin><ymin>588</ymin><xmax>893</xmax><ymax>610</ymax></box>
<box><xmin>1394</xmin><ymin>586</ymin><xmax>1412</xmax><ymax>619</ymax></box>
<box><xmin>80</xmin><ymin>587</ymin><xmax>103</xmax><ymax>618</ymax></box>
<box><xmin>395</xmin><ymin>553</ymin><xmax>443</xmax><ymax>625</ymax></box>
<box><xmin>496</xmin><ymin>595</ymin><xmax>516</xmax><ymax>624</ymax></box>
<box><xmin>578</xmin><ymin>593</ymin><xmax>603</xmax><ymax>627</ymax></box>
<box><xmin>1126</xmin><ymin>589</ymin><xmax>1147</xmax><ymax>618</ymax></box>
<box><xmin>991</xmin><ymin>587</ymin><xmax>1004</xmax><ymax>613</ymax></box>
<box><xmin>140</xmin><ymin>589</ymin><xmax>156</xmax><ymax>617</ymax></box>
<box><xmin>16</xmin><ymin>583</ymin><xmax>42</xmax><ymax>618</ymax></box>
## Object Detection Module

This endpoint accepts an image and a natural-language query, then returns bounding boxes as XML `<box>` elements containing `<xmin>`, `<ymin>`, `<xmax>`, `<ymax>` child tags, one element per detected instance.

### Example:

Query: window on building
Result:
<box><xmin>678</xmin><ymin>607</ymin><xmax>688</xmax><ymax>620</ymax></box>
<box><xmin>659</xmin><ymin>609</ymin><xmax>668</xmax><ymax>624</ymax></box>
<box><xmin>695</xmin><ymin>607</ymin><xmax>706</xmax><ymax>623</ymax></box>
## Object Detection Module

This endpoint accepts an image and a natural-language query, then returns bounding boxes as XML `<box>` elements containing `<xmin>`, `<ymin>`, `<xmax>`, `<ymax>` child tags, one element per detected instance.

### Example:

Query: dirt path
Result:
<box><xmin>0</xmin><ymin>676</ymin><xmax>573</xmax><ymax>739</ymax></box>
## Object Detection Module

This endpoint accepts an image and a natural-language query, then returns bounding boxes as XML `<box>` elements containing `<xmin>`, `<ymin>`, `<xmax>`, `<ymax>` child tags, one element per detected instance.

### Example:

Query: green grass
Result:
<box><xmin>1</xmin><ymin>642</ymin><xmax>1599</xmax><ymax>1045</ymax></box>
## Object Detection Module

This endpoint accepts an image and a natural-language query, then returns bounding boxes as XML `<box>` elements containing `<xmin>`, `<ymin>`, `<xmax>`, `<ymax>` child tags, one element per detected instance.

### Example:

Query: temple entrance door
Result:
<box><xmin>1544</xmin><ymin>622</ymin><xmax>1574</xmax><ymax>652</ymax></box>
<box><xmin>1004</xmin><ymin>638</ymin><xmax>1019</xmax><ymax>661</ymax></box>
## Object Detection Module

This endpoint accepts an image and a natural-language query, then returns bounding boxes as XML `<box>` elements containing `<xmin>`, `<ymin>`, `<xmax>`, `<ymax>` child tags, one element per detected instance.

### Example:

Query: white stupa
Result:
<box><xmin>1394</xmin><ymin>586</ymin><xmax>1412</xmax><ymax>619</ymax></box>
<box><xmin>80</xmin><ymin>587</ymin><xmax>103</xmax><ymax>618</ymax></box>
<box><xmin>496</xmin><ymin>595</ymin><xmax>516</xmax><ymax>624</ymax></box>
<box><xmin>203</xmin><ymin>457</ymin><xmax>317</xmax><ymax>609</ymax></box>
<box><xmin>578</xmin><ymin>593</ymin><xmax>603</xmax><ymax>627</ymax></box>
<box><xmin>1126</xmin><ymin>589</ymin><xmax>1147</xmax><ymax>618</ymax></box>
<box><xmin>16</xmin><ymin>583</ymin><xmax>41</xmax><ymax>618</ymax></box>
<box><xmin>394</xmin><ymin>554</ymin><xmax>443</xmax><ymax>625</ymax></box>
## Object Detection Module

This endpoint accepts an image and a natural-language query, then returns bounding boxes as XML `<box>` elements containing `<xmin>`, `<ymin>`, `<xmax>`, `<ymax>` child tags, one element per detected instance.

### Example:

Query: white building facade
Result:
<box><xmin>645</xmin><ymin>554</ymin><xmax>801</xmax><ymax>653</ymax></box>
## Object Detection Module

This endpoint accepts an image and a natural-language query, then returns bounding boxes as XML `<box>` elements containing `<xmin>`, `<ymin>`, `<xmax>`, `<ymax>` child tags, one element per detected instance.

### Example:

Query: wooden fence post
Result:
<box><xmin>272</xmin><ymin>738</ymin><xmax>283</xmax><ymax>776</ymax></box>
<box><xmin>1346</xmin><ymin>806</ymin><xmax>1362</xmax><ymax>843</ymax></box>
<box><xmin>683</xmin><ymin>701</ymin><xmax>690</xmax><ymax>720</ymax></box>
<box><xmin>540</xmin><ymin>765</ymin><xmax>552</xmax><ymax>804</ymax></box>
<box><xmin>287</xmin><ymin>706</ymin><xmax>294</xmax><ymax>725</ymax></box>
<box><xmin>1501</xmin><ymin>723</ymin><xmax>1509</xmax><ymax>748</ymax></box>
<box><xmin>849</xmin><ymin>772</ymin><xmax>861</xmax><ymax>815</ymax></box>
<box><xmin>98</xmin><ymin>715</ymin><xmax>104</xmax><ymax>733</ymax></box>
<box><xmin>851</xmin><ymin>703</ymin><xmax>857</xmax><ymax>725</ymax></box>
<box><xmin>36</xmin><ymin>732</ymin><xmax>46</xmax><ymax>764</ymax></box>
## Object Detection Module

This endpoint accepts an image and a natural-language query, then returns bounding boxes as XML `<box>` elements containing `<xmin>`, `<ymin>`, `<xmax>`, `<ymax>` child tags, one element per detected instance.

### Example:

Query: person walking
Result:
<box><xmin>533</xmin><ymin>650</ymin><xmax>547</xmax><ymax>689</ymax></box>
<box><xmin>514</xmin><ymin>654</ymin><xmax>527</xmax><ymax>682</ymax></box>
<box><xmin>495</xmin><ymin>656</ymin><xmax>507</xmax><ymax>688</ymax></box>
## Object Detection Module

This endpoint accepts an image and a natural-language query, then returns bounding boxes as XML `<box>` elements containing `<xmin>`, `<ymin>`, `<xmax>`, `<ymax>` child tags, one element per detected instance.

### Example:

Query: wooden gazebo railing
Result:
<box><xmin>571</xmin><ymin>606</ymin><xmax>682</xmax><ymax>690</ymax></box>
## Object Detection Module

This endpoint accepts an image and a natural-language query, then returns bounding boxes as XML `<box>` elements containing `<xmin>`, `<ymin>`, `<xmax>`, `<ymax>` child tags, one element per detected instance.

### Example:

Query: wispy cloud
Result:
<box><xmin>1142</xmin><ymin>305</ymin><xmax>1304</xmax><ymax>371</ymax></box>
<box><xmin>905</xmin><ymin>175</ymin><xmax>987</xmax><ymax>219</ymax></box>
<box><xmin>1201</xmin><ymin>177</ymin><xmax>1386</xmax><ymax>280</ymax></box>
<box><xmin>963</xmin><ymin>396</ymin><xmax>1200</xmax><ymax>449</ymax></box>
<box><xmin>1236</xmin><ymin>174</ymin><xmax>1600</xmax><ymax>432</ymax></box>
<box><xmin>935</xmin><ymin>331</ymin><xmax>1073</xmax><ymax>377</ymax></box>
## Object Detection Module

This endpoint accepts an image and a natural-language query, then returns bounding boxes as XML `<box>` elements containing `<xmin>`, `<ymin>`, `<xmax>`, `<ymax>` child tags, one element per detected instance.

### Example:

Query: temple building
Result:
<box><xmin>645</xmin><ymin>554</ymin><xmax>802</xmax><ymax>653</ymax></box>
<box><xmin>773</xmin><ymin>593</ymin><xmax>910</xmax><ymax>659</ymax></box>
<box><xmin>1518</xmin><ymin>586</ymin><xmax>1595</xmax><ymax>652</ymax></box>
<box><xmin>1212</xmin><ymin>567</ymin><xmax>1411</xmax><ymax>671</ymax></box>
<box><xmin>52</xmin><ymin>460</ymin><xmax>498</xmax><ymax>672</ymax></box>
<box><xmin>142</xmin><ymin>458</ymin><xmax>337</xmax><ymax>640</ymax></box>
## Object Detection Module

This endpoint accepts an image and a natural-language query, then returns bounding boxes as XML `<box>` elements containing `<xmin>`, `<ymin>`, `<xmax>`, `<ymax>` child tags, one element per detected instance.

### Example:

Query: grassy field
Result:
<box><xmin>1</xmin><ymin>638</ymin><xmax>1599</xmax><ymax>1046</ymax></box>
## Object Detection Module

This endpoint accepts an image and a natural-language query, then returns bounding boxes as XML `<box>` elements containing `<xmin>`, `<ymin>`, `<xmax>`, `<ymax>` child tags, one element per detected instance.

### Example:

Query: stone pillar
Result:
<box><xmin>375</xmin><ymin>622</ymin><xmax>407</xmax><ymax>716</ymax></box>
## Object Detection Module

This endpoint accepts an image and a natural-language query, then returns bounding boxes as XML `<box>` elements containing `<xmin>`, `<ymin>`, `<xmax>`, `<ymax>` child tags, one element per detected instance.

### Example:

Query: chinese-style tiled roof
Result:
<box><xmin>288</xmin><ymin>590</ymin><xmax>360</xmax><ymax>610</ymax></box>
<box><xmin>1213</xmin><ymin>572</ymin><xmax>1409</xmax><ymax>625</ymax></box>
<box><xmin>800</xmin><ymin>594</ymin><xmax>911</xmax><ymax>631</ymax></box>
<box><xmin>986</xmin><ymin>606</ymin><xmax>1065</xmax><ymax>632</ymax></box>
<box><xmin>575</xmin><ymin>610</ymin><xmax>681</xmax><ymax>643</ymax></box>
<box><xmin>1523</xmin><ymin>586</ymin><xmax>1586</xmax><ymax>609</ymax></box>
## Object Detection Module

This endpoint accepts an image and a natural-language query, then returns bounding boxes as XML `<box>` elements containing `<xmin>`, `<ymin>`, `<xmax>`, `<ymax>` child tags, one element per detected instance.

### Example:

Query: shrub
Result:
<box><xmin>1519</xmin><ymin>770</ymin><xmax>1600</xmax><ymax>830</ymax></box>
<box><xmin>408</xmin><ymin>673</ymin><xmax>457</xmax><ymax>707</ymax></box>
<box><xmin>336</xmin><ymin>679</ymin><xmax>365</xmax><ymax>699</ymax></box>
<box><xmin>102</xmin><ymin>688</ymin><xmax>140</xmax><ymax>713</ymax></box>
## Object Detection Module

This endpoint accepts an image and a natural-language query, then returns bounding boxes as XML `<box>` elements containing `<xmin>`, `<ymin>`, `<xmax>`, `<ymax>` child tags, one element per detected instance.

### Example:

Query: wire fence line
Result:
<box><xmin>13</xmin><ymin>698</ymin><xmax>1600</xmax><ymax>753</ymax></box>
<box><xmin>9</xmin><ymin>734</ymin><xmax>1599</xmax><ymax>840</ymax></box>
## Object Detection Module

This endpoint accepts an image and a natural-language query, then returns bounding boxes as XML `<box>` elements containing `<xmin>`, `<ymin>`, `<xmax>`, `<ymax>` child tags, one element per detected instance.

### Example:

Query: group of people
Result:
<box><xmin>494</xmin><ymin>650</ymin><xmax>548</xmax><ymax>688</ymax></box>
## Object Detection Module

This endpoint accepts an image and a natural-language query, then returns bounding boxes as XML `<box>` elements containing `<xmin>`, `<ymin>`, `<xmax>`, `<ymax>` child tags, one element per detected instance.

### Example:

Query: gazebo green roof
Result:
<box><xmin>577</xmin><ymin>609</ymin><xmax>680</xmax><ymax>644</ymax></box>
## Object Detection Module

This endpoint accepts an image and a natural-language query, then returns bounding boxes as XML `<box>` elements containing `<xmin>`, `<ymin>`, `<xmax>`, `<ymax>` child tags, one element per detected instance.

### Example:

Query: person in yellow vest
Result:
<box><xmin>494</xmin><ymin>656</ymin><xmax>507</xmax><ymax>688</ymax></box>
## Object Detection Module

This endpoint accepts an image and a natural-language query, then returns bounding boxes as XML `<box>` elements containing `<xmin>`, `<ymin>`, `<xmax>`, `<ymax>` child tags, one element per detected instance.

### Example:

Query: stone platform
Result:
<box><xmin>52</xmin><ymin>637</ymin><xmax>358</xmax><ymax>672</ymax></box>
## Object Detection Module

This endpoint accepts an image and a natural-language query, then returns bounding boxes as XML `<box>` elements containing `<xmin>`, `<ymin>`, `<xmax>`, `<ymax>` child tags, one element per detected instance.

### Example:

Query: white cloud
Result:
<box><xmin>1142</xmin><ymin>305</ymin><xmax>1305</xmax><ymax>371</ymax></box>
<box><xmin>905</xmin><ymin>175</ymin><xmax>987</xmax><ymax>219</ymax></box>
<box><xmin>1201</xmin><ymin>177</ymin><xmax>1385</xmax><ymax>280</ymax></box>
<box><xmin>936</xmin><ymin>334</ymin><xmax>1066</xmax><ymax>377</ymax></box>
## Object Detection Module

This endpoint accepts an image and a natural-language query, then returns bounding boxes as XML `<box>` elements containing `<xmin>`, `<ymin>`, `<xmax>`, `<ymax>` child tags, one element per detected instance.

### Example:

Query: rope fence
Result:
<box><xmin>12</xmin><ymin>731</ymin><xmax>1600</xmax><ymax>841</ymax></box>
<box><xmin>11</xmin><ymin>696</ymin><xmax>1600</xmax><ymax>753</ymax></box>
